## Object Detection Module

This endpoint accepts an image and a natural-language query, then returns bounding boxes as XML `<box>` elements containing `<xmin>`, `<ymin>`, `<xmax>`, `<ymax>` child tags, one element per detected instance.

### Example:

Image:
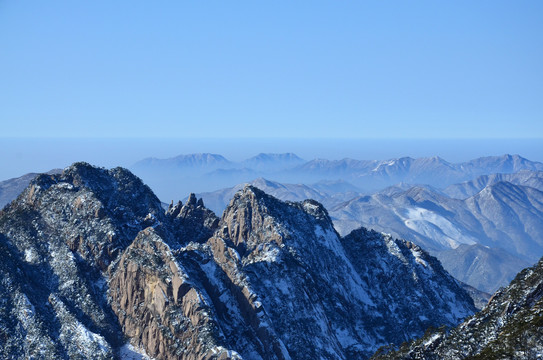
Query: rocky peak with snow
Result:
<box><xmin>0</xmin><ymin>162</ymin><xmax>165</xmax><ymax>359</ymax></box>
<box><xmin>211</xmin><ymin>184</ymin><xmax>476</xmax><ymax>359</ymax></box>
<box><xmin>166</xmin><ymin>193</ymin><xmax>219</xmax><ymax>244</ymax></box>
<box><xmin>0</xmin><ymin>163</ymin><xmax>478</xmax><ymax>359</ymax></box>
<box><xmin>372</xmin><ymin>255</ymin><xmax>543</xmax><ymax>359</ymax></box>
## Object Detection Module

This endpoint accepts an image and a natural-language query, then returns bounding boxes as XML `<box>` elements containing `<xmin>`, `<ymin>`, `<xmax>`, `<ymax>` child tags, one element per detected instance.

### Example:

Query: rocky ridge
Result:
<box><xmin>372</xmin><ymin>256</ymin><xmax>543</xmax><ymax>359</ymax></box>
<box><xmin>0</xmin><ymin>163</ymin><xmax>477</xmax><ymax>359</ymax></box>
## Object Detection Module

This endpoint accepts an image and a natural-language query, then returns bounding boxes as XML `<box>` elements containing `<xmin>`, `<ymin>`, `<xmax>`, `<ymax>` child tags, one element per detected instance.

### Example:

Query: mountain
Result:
<box><xmin>206</xmin><ymin>186</ymin><xmax>475</xmax><ymax>359</ymax></box>
<box><xmin>133</xmin><ymin>153</ymin><xmax>233</xmax><ymax>171</ymax></box>
<box><xmin>195</xmin><ymin>178</ymin><xmax>330</xmax><ymax>215</ymax></box>
<box><xmin>372</xmin><ymin>256</ymin><xmax>543</xmax><ymax>359</ymax></box>
<box><xmin>191</xmin><ymin>173</ymin><xmax>543</xmax><ymax>293</ymax></box>
<box><xmin>436</xmin><ymin>244</ymin><xmax>531</xmax><ymax>296</ymax></box>
<box><xmin>0</xmin><ymin>163</ymin><xmax>166</xmax><ymax>359</ymax></box>
<box><xmin>461</xmin><ymin>154</ymin><xmax>543</xmax><ymax>175</ymax></box>
<box><xmin>330</xmin><ymin>182</ymin><xmax>543</xmax><ymax>293</ymax></box>
<box><xmin>0</xmin><ymin>169</ymin><xmax>61</xmax><ymax>209</ymax></box>
<box><xmin>195</xmin><ymin>178</ymin><xmax>363</xmax><ymax>216</ymax></box>
<box><xmin>242</xmin><ymin>153</ymin><xmax>305</xmax><ymax>171</ymax></box>
<box><xmin>129</xmin><ymin>153</ymin><xmax>543</xmax><ymax>202</ymax></box>
<box><xmin>444</xmin><ymin>170</ymin><xmax>543</xmax><ymax>199</ymax></box>
<box><xmin>298</xmin><ymin>154</ymin><xmax>543</xmax><ymax>191</ymax></box>
<box><xmin>0</xmin><ymin>162</ymin><xmax>476</xmax><ymax>359</ymax></box>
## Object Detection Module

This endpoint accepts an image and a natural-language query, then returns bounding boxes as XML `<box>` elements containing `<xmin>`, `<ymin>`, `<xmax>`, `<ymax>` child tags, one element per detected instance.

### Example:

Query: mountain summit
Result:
<box><xmin>0</xmin><ymin>163</ymin><xmax>476</xmax><ymax>359</ymax></box>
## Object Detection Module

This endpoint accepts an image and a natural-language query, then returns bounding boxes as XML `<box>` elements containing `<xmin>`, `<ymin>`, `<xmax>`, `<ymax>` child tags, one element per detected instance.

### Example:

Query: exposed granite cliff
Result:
<box><xmin>0</xmin><ymin>163</ymin><xmax>477</xmax><ymax>359</ymax></box>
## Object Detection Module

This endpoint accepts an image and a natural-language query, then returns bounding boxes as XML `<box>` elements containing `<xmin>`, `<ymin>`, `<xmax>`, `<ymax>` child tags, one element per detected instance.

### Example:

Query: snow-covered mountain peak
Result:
<box><xmin>0</xmin><ymin>162</ymin><xmax>481</xmax><ymax>359</ymax></box>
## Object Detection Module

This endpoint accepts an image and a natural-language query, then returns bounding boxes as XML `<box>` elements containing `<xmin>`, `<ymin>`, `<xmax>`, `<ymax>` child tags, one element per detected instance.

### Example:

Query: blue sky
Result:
<box><xmin>0</xmin><ymin>1</ymin><xmax>542</xmax><ymax>138</ymax></box>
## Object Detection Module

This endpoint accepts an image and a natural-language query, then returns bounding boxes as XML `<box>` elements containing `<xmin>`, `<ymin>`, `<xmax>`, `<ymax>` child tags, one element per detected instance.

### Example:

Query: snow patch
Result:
<box><xmin>74</xmin><ymin>323</ymin><xmax>110</xmax><ymax>354</ymax></box>
<box><xmin>403</xmin><ymin>207</ymin><xmax>477</xmax><ymax>248</ymax></box>
<box><xmin>423</xmin><ymin>333</ymin><xmax>441</xmax><ymax>347</ymax></box>
<box><xmin>120</xmin><ymin>343</ymin><xmax>155</xmax><ymax>360</ymax></box>
<box><xmin>24</xmin><ymin>248</ymin><xmax>38</xmax><ymax>263</ymax></box>
<box><xmin>410</xmin><ymin>248</ymin><xmax>428</xmax><ymax>268</ymax></box>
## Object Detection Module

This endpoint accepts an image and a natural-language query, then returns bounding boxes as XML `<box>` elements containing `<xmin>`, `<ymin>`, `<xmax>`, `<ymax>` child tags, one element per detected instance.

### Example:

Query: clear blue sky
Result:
<box><xmin>1</xmin><ymin>1</ymin><xmax>542</xmax><ymax>138</ymax></box>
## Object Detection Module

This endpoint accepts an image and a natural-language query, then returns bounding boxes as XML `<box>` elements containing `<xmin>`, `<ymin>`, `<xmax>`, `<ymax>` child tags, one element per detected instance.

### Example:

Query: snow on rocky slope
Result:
<box><xmin>0</xmin><ymin>163</ymin><xmax>477</xmax><ymax>359</ymax></box>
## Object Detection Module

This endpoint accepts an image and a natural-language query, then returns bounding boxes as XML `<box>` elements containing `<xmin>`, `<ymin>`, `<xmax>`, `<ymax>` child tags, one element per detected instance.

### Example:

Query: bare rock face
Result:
<box><xmin>110</xmin><ymin>227</ymin><xmax>237</xmax><ymax>360</ymax></box>
<box><xmin>0</xmin><ymin>164</ymin><xmax>479</xmax><ymax>360</ymax></box>
<box><xmin>0</xmin><ymin>162</ymin><xmax>165</xmax><ymax>359</ymax></box>
<box><xmin>110</xmin><ymin>226</ymin><xmax>289</xmax><ymax>359</ymax></box>
<box><xmin>209</xmin><ymin>185</ymin><xmax>476</xmax><ymax>359</ymax></box>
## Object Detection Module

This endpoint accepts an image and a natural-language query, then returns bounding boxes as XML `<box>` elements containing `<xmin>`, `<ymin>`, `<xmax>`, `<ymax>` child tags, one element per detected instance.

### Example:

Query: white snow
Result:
<box><xmin>423</xmin><ymin>333</ymin><xmax>441</xmax><ymax>347</ymax></box>
<box><xmin>257</xmin><ymin>245</ymin><xmax>280</xmax><ymax>262</ymax></box>
<box><xmin>303</xmin><ymin>202</ymin><xmax>320</xmax><ymax>213</ymax></box>
<box><xmin>120</xmin><ymin>343</ymin><xmax>155</xmax><ymax>360</ymax></box>
<box><xmin>16</xmin><ymin>293</ymin><xmax>36</xmax><ymax>328</ymax></box>
<box><xmin>403</xmin><ymin>207</ymin><xmax>477</xmax><ymax>248</ymax></box>
<box><xmin>371</xmin><ymin>160</ymin><xmax>396</xmax><ymax>172</ymax></box>
<box><xmin>57</xmin><ymin>183</ymin><xmax>74</xmax><ymax>190</ymax></box>
<box><xmin>24</xmin><ymin>248</ymin><xmax>38</xmax><ymax>263</ymax></box>
<box><xmin>410</xmin><ymin>248</ymin><xmax>428</xmax><ymax>268</ymax></box>
<box><xmin>74</xmin><ymin>322</ymin><xmax>110</xmax><ymax>353</ymax></box>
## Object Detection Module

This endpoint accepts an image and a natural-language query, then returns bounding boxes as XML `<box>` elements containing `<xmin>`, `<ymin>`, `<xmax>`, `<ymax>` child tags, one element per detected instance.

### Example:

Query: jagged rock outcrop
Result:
<box><xmin>342</xmin><ymin>228</ymin><xmax>477</xmax><ymax>341</ymax></box>
<box><xmin>0</xmin><ymin>169</ymin><xmax>62</xmax><ymax>209</ymax></box>
<box><xmin>167</xmin><ymin>193</ymin><xmax>219</xmax><ymax>244</ymax></box>
<box><xmin>372</xmin><ymin>257</ymin><xmax>543</xmax><ymax>359</ymax></box>
<box><xmin>0</xmin><ymin>162</ymin><xmax>164</xmax><ymax>359</ymax></box>
<box><xmin>0</xmin><ymin>163</ymin><xmax>478</xmax><ymax>360</ymax></box>
<box><xmin>110</xmin><ymin>227</ymin><xmax>239</xmax><ymax>360</ymax></box>
<box><xmin>206</xmin><ymin>186</ymin><xmax>476</xmax><ymax>359</ymax></box>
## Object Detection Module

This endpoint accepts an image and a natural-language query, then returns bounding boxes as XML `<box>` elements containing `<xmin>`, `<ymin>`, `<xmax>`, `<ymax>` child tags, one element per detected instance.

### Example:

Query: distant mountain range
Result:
<box><xmin>331</xmin><ymin>181</ymin><xmax>543</xmax><ymax>259</ymax></box>
<box><xmin>130</xmin><ymin>153</ymin><xmax>543</xmax><ymax>201</ymax></box>
<box><xmin>444</xmin><ymin>169</ymin><xmax>543</xmax><ymax>198</ymax></box>
<box><xmin>2</xmin><ymin>153</ymin><xmax>543</xmax><ymax>294</ymax></box>
<box><xmin>1</xmin><ymin>159</ymin><xmax>542</xmax><ymax>357</ymax></box>
<box><xmin>197</xmin><ymin>177</ymin><xmax>543</xmax><ymax>293</ymax></box>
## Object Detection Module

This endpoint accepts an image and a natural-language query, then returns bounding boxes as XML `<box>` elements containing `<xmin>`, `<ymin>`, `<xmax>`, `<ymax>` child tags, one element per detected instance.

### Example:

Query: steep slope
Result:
<box><xmin>0</xmin><ymin>163</ymin><xmax>477</xmax><ymax>360</ymax></box>
<box><xmin>0</xmin><ymin>169</ymin><xmax>62</xmax><ymax>209</ymax></box>
<box><xmin>436</xmin><ymin>244</ymin><xmax>531</xmax><ymax>295</ymax></box>
<box><xmin>372</xmin><ymin>256</ymin><xmax>543</xmax><ymax>360</ymax></box>
<box><xmin>207</xmin><ymin>186</ymin><xmax>476</xmax><ymax>359</ymax></box>
<box><xmin>0</xmin><ymin>162</ymin><xmax>166</xmax><ymax>359</ymax></box>
<box><xmin>109</xmin><ymin>227</ymin><xmax>247</xmax><ymax>360</ymax></box>
<box><xmin>444</xmin><ymin>170</ymin><xmax>543</xmax><ymax>199</ymax></box>
<box><xmin>0</xmin><ymin>163</ymin><xmax>250</xmax><ymax>359</ymax></box>
<box><xmin>330</xmin><ymin>182</ymin><xmax>543</xmax><ymax>293</ymax></box>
